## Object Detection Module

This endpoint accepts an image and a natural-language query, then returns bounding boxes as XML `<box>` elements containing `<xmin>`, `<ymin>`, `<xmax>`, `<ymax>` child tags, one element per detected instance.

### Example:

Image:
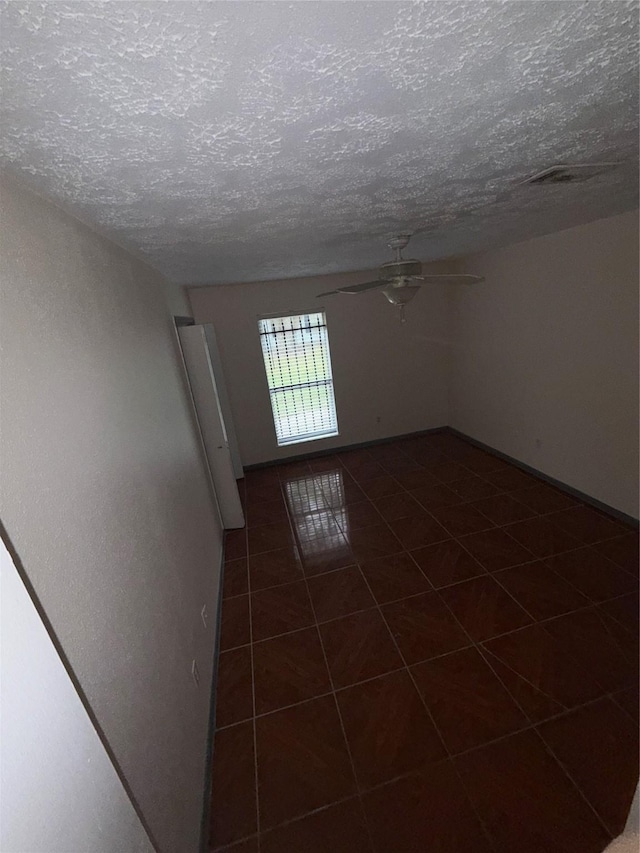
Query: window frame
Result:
<box><xmin>258</xmin><ymin>309</ymin><xmax>339</xmax><ymax>447</ymax></box>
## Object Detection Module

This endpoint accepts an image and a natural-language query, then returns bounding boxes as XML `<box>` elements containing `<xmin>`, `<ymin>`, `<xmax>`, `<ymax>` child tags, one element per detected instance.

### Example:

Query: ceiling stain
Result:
<box><xmin>1</xmin><ymin>1</ymin><xmax>638</xmax><ymax>284</ymax></box>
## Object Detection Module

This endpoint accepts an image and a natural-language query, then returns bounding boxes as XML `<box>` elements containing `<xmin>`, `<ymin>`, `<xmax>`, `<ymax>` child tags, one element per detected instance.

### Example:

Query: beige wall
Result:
<box><xmin>188</xmin><ymin>262</ymin><xmax>454</xmax><ymax>466</ymax></box>
<box><xmin>0</xmin><ymin>176</ymin><xmax>224</xmax><ymax>853</ymax></box>
<box><xmin>450</xmin><ymin>209</ymin><xmax>639</xmax><ymax>518</ymax></box>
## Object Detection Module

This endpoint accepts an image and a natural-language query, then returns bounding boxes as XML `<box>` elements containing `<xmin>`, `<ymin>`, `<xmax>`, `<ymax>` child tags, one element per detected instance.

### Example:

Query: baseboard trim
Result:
<box><xmin>199</xmin><ymin>549</ymin><xmax>225</xmax><ymax>853</ymax></box>
<box><xmin>242</xmin><ymin>426</ymin><xmax>448</xmax><ymax>471</ymax></box>
<box><xmin>447</xmin><ymin>427</ymin><xmax>639</xmax><ymax>528</ymax></box>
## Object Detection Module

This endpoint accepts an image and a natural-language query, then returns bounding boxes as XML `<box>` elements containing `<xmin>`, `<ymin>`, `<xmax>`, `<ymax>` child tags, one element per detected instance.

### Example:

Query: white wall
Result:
<box><xmin>164</xmin><ymin>278</ymin><xmax>193</xmax><ymax>317</ymax></box>
<box><xmin>188</xmin><ymin>263</ymin><xmax>453</xmax><ymax>465</ymax></box>
<box><xmin>0</xmin><ymin>536</ymin><xmax>154</xmax><ymax>853</ymax></box>
<box><xmin>0</xmin><ymin>176</ymin><xmax>224</xmax><ymax>853</ymax></box>
<box><xmin>450</xmin><ymin>209</ymin><xmax>639</xmax><ymax>518</ymax></box>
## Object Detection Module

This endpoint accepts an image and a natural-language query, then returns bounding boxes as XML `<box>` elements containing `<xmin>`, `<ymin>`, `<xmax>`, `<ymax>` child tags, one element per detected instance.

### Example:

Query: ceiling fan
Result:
<box><xmin>317</xmin><ymin>234</ymin><xmax>484</xmax><ymax>321</ymax></box>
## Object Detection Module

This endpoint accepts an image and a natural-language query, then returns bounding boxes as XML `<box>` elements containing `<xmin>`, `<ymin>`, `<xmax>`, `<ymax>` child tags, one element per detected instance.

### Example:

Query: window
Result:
<box><xmin>258</xmin><ymin>311</ymin><xmax>339</xmax><ymax>446</ymax></box>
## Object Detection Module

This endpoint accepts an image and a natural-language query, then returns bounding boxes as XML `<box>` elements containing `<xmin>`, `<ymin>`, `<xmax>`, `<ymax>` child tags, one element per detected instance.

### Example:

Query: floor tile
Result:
<box><xmin>380</xmin><ymin>457</ymin><xmax>427</xmax><ymax>479</ymax></box>
<box><xmin>359</xmin><ymin>474</ymin><xmax>403</xmax><ymax>499</ymax></box>
<box><xmin>246</xmin><ymin>496</ymin><xmax>288</xmax><ymax>527</ymax></box>
<box><xmin>504</xmin><ymin>516</ymin><xmax>581</xmax><ymax>558</ymax></box>
<box><xmin>459</xmin><ymin>451</ymin><xmax>510</xmax><ymax>475</ymax></box>
<box><xmin>216</xmin><ymin>646</ymin><xmax>253</xmax><ymax>728</ymax></box>
<box><xmin>320</xmin><ymin>609</ymin><xmax>403</xmax><ymax>688</ymax></box>
<box><xmin>440</xmin><ymin>575</ymin><xmax>532</xmax><ymax>641</ymax></box>
<box><xmin>219</xmin><ymin>594</ymin><xmax>251</xmax><ymax>650</ymax></box>
<box><xmin>256</xmin><ymin>695</ymin><xmax>356</xmax><ymax>830</ymax></box>
<box><xmin>284</xmin><ymin>477</ymin><xmax>331</xmax><ymax>516</ymax></box>
<box><xmin>483</xmin><ymin>467</ymin><xmax>538</xmax><ymax>492</ymax></box>
<box><xmin>494</xmin><ymin>561</ymin><xmax>590</xmax><ymax>620</ymax></box>
<box><xmin>253</xmin><ymin>627</ymin><xmax>331</xmax><ymax>714</ymax></box>
<box><xmin>299</xmin><ymin>536</ymin><xmax>356</xmax><ymax>575</ymax></box>
<box><xmin>245</xmin><ymin>482</ymin><xmax>283</xmax><ymax>506</ymax></box>
<box><xmin>307</xmin><ymin>454</ymin><xmax>345</xmax><ymax>472</ymax></box>
<box><xmin>412</xmin><ymin>646</ymin><xmax>527</xmax><ymax>754</ymax></box>
<box><xmin>245</xmin><ymin>468</ymin><xmax>281</xmax><ymax>488</ymax></box>
<box><xmin>592</xmin><ymin>532</ymin><xmax>639</xmax><ymax>574</ymax></box>
<box><xmin>543</xmin><ymin>608</ymin><xmax>636</xmax><ymax>694</ymax></box>
<box><xmin>547</xmin><ymin>506</ymin><xmax>627</xmax><ymax>545</ymax></box>
<box><xmin>362</xmin><ymin>761</ymin><xmax>494</xmax><ymax>853</ymax></box>
<box><xmin>260</xmin><ymin>798</ymin><xmax>372</xmax><ymax>853</ymax></box>
<box><xmin>459</xmin><ymin>528</ymin><xmax>534</xmax><ymax>571</ymax></box>
<box><xmin>382</xmin><ymin>592</ymin><xmax>469</xmax><ymax>664</ymax></box>
<box><xmin>612</xmin><ymin>683</ymin><xmax>639</xmax><ymax>723</ymax></box>
<box><xmin>307</xmin><ymin>565</ymin><xmax>375</xmax><ymax>620</ymax></box>
<box><xmin>251</xmin><ymin>580</ymin><xmax>315</xmax><ymax>640</ymax></box>
<box><xmin>337</xmin><ymin>448</ymin><xmax>374</xmax><ymax>468</ymax></box>
<box><xmin>545</xmin><ymin>546</ymin><xmax>638</xmax><ymax>601</ymax></box>
<box><xmin>387</xmin><ymin>515</ymin><xmax>450</xmax><ymax>550</ymax></box>
<box><xmin>209</xmin><ymin>722</ymin><xmax>257</xmax><ymax>848</ymax></box>
<box><xmin>223</xmin><ymin>558</ymin><xmax>249</xmax><ymax>599</ymax></box>
<box><xmin>347</xmin><ymin>460</ymin><xmax>388</xmax><ymax>483</ymax></box>
<box><xmin>483</xmin><ymin>623</ymin><xmax>603</xmax><ymax>709</ymax></box>
<box><xmin>598</xmin><ymin>591</ymin><xmax>639</xmax><ymax>634</ymax></box>
<box><xmin>211</xmin><ymin>435</ymin><xmax>636</xmax><ymax>853</ymax></box>
<box><xmin>372</xmin><ymin>491</ymin><xmax>428</xmax><ymax>522</ymax></box>
<box><xmin>409</xmin><ymin>482</ymin><xmax>462</xmax><ymax>509</ymax></box>
<box><xmin>225</xmin><ymin>529</ymin><xmax>247</xmax><ymax>561</ymax></box>
<box><xmin>429</xmin><ymin>460</ymin><xmax>473</xmax><ymax>483</ymax></box>
<box><xmin>277</xmin><ymin>460</ymin><xmax>312</xmax><ymax>480</ymax></box>
<box><xmin>481</xmin><ymin>648</ymin><xmax>565</xmax><ymax>723</ymax></box>
<box><xmin>392</xmin><ymin>467</ymin><xmax>439</xmax><ymax>490</ymax></box>
<box><xmin>336</xmin><ymin>500</ymin><xmax>383</xmax><ymax>530</ymax></box>
<box><xmin>429</xmin><ymin>503</ymin><xmax>496</xmax><ymax>537</ymax></box>
<box><xmin>248</xmin><ymin>547</ymin><xmax>304</xmax><ymax>590</ymax></box>
<box><xmin>597</xmin><ymin>602</ymin><xmax>639</xmax><ymax>666</ymax></box>
<box><xmin>328</xmin><ymin>475</ymin><xmax>366</xmax><ymax>505</ymax></box>
<box><xmin>512</xmin><ymin>482</ymin><xmax>578</xmax><ymax>513</ymax></box>
<box><xmin>410</xmin><ymin>539</ymin><xmax>487</xmax><ymax>588</ymax></box>
<box><xmin>337</xmin><ymin>670</ymin><xmax>445</xmax><ymax>788</ymax></box>
<box><xmin>538</xmin><ymin>698</ymin><xmax>639</xmax><ymax>837</ymax></box>
<box><xmin>248</xmin><ymin>521</ymin><xmax>294</xmax><ymax>555</ymax></box>
<box><xmin>359</xmin><ymin>551</ymin><xmax>431</xmax><ymax>604</ymax></box>
<box><xmin>346</xmin><ymin>522</ymin><xmax>403</xmax><ymax>562</ymax></box>
<box><xmin>456</xmin><ymin>730</ymin><xmax>610</xmax><ymax>853</ymax></box>
<box><xmin>447</xmin><ymin>476</ymin><xmax>501</xmax><ymax>501</ymax></box>
<box><xmin>214</xmin><ymin>836</ymin><xmax>258</xmax><ymax>853</ymax></box>
<box><xmin>472</xmin><ymin>492</ymin><xmax>538</xmax><ymax>525</ymax></box>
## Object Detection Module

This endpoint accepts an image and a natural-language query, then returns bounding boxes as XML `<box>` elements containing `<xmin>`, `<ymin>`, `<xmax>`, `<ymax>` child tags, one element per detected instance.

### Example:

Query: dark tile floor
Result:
<box><xmin>210</xmin><ymin>432</ymin><xmax>639</xmax><ymax>853</ymax></box>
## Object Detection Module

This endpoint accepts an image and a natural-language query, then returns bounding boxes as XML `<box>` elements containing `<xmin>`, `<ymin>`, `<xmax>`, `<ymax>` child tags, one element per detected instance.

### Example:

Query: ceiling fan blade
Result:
<box><xmin>317</xmin><ymin>279</ymin><xmax>384</xmax><ymax>297</ymax></box>
<box><xmin>411</xmin><ymin>274</ymin><xmax>485</xmax><ymax>285</ymax></box>
<box><xmin>316</xmin><ymin>288</ymin><xmax>343</xmax><ymax>297</ymax></box>
<box><xmin>336</xmin><ymin>279</ymin><xmax>386</xmax><ymax>294</ymax></box>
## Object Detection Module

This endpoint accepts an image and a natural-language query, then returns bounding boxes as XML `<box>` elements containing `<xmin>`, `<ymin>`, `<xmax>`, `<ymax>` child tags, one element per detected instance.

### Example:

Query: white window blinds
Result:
<box><xmin>258</xmin><ymin>311</ymin><xmax>339</xmax><ymax>446</ymax></box>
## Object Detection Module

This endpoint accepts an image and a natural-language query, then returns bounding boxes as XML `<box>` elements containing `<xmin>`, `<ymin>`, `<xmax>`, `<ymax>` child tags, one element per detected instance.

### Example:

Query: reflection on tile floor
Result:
<box><xmin>210</xmin><ymin>432</ymin><xmax>639</xmax><ymax>852</ymax></box>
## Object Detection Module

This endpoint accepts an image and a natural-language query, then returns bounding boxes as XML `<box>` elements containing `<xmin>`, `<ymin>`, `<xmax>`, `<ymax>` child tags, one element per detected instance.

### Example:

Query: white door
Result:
<box><xmin>202</xmin><ymin>324</ymin><xmax>243</xmax><ymax>480</ymax></box>
<box><xmin>178</xmin><ymin>325</ymin><xmax>245</xmax><ymax>530</ymax></box>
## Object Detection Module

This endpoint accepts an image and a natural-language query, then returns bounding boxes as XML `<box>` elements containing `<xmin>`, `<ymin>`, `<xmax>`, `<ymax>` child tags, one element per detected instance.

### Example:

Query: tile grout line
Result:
<box><xmin>345</xmin><ymin>506</ymin><xmax>628</xmax><ymax>845</ymax></box>
<box><xmin>294</xmin><ymin>472</ymin><xmax>379</xmax><ymax>853</ymax></box>
<box><xmin>532</xmin><ymin>729</ymin><xmax>615</xmax><ymax>841</ymax></box>
<box><xmin>228</xmin><ymin>438</ymin><xmax>637</xmax><ymax>849</ymax></box>
<box><xmin>214</xmin><ymin>685</ymin><xmax>630</xmax><ymax>850</ymax></box>
<box><xmin>351</xmin><ymin>558</ymin><xmax>500</xmax><ymax>852</ymax></box>
<box><xmin>244</xmin><ymin>486</ymin><xmax>261</xmax><ymax>853</ymax></box>
<box><xmin>220</xmin><ymin>583</ymin><xmax>636</xmax><ymax>657</ymax></box>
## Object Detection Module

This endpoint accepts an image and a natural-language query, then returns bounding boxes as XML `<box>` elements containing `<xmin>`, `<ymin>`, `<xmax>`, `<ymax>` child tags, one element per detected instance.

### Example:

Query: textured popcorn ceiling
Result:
<box><xmin>1</xmin><ymin>1</ymin><xmax>638</xmax><ymax>284</ymax></box>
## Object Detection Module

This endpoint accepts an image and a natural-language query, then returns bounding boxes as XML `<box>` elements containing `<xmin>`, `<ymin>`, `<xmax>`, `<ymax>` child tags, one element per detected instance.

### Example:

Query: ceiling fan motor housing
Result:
<box><xmin>379</xmin><ymin>259</ymin><xmax>422</xmax><ymax>280</ymax></box>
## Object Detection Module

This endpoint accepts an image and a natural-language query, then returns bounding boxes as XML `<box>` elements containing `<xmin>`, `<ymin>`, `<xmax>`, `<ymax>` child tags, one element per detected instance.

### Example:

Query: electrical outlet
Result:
<box><xmin>201</xmin><ymin>603</ymin><xmax>208</xmax><ymax>628</ymax></box>
<box><xmin>191</xmin><ymin>659</ymin><xmax>200</xmax><ymax>688</ymax></box>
